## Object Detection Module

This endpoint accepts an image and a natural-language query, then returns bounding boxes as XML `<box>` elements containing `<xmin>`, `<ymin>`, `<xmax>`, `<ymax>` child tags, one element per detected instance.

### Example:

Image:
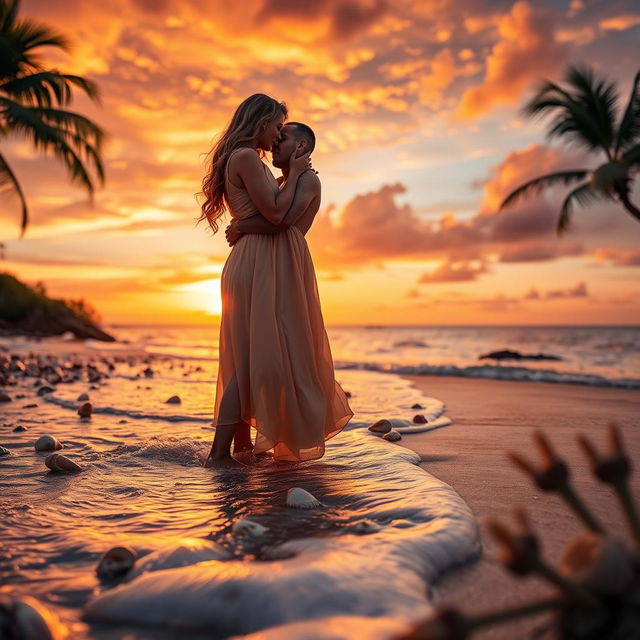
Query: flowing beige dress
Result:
<box><xmin>212</xmin><ymin>148</ymin><xmax>353</xmax><ymax>462</ymax></box>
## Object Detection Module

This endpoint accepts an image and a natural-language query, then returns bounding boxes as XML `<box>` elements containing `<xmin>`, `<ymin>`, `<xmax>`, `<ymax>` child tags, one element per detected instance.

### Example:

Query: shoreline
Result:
<box><xmin>397</xmin><ymin>375</ymin><xmax>640</xmax><ymax>639</ymax></box>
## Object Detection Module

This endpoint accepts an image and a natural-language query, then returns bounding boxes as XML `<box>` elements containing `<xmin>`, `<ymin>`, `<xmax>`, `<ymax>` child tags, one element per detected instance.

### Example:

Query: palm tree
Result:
<box><xmin>499</xmin><ymin>65</ymin><xmax>640</xmax><ymax>234</ymax></box>
<box><xmin>0</xmin><ymin>0</ymin><xmax>107</xmax><ymax>237</ymax></box>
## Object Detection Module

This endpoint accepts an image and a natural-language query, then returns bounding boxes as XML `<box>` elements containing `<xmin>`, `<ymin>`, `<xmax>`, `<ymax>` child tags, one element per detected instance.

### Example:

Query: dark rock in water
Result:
<box><xmin>13</xmin><ymin>425</ymin><xmax>26</xmax><ymax>432</ymax></box>
<box><xmin>37</xmin><ymin>385</ymin><xmax>55</xmax><ymax>395</ymax></box>
<box><xmin>411</xmin><ymin>403</ymin><xmax>424</xmax><ymax>410</ymax></box>
<box><xmin>0</xmin><ymin>390</ymin><xmax>11</xmax><ymax>402</ymax></box>
<box><xmin>0</xmin><ymin>446</ymin><xmax>10</xmax><ymax>455</ymax></box>
<box><xmin>0</xmin><ymin>272</ymin><xmax>115</xmax><ymax>341</ymax></box>
<box><xmin>118</xmin><ymin>419</ymin><xmax>128</xmax><ymax>424</ymax></box>
<box><xmin>89</xmin><ymin>384</ymin><xmax>99</xmax><ymax>390</ymax></box>
<box><xmin>78</xmin><ymin>402</ymin><xmax>92</xmax><ymax>418</ymax></box>
<box><xmin>368</xmin><ymin>419</ymin><xmax>392</xmax><ymax>434</ymax></box>
<box><xmin>165</xmin><ymin>395</ymin><xmax>181</xmax><ymax>404</ymax></box>
<box><xmin>77</xmin><ymin>393</ymin><xmax>89</xmax><ymax>402</ymax></box>
<box><xmin>344</xmin><ymin>390</ymin><xmax>352</xmax><ymax>398</ymax></box>
<box><xmin>394</xmin><ymin>340</ymin><xmax>428</xmax><ymax>348</ymax></box>
<box><xmin>143</xmin><ymin>367</ymin><xmax>154</xmax><ymax>378</ymax></box>
<box><xmin>14</xmin><ymin>393</ymin><xmax>25</xmax><ymax>399</ymax></box>
<box><xmin>413</xmin><ymin>414</ymin><xmax>428</xmax><ymax>424</ymax></box>
<box><xmin>479</xmin><ymin>349</ymin><xmax>562</xmax><ymax>362</ymax></box>
<box><xmin>23</xmin><ymin>403</ymin><xmax>38</xmax><ymax>408</ymax></box>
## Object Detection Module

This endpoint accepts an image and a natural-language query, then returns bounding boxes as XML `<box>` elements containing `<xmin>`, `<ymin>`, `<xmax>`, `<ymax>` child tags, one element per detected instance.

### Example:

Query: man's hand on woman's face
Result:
<box><xmin>225</xmin><ymin>221</ymin><xmax>243</xmax><ymax>247</ymax></box>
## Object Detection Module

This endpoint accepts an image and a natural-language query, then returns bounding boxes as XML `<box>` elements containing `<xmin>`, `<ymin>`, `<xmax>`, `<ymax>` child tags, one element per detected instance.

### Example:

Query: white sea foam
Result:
<box><xmin>83</xmin><ymin>430</ymin><xmax>479</xmax><ymax>638</ymax></box>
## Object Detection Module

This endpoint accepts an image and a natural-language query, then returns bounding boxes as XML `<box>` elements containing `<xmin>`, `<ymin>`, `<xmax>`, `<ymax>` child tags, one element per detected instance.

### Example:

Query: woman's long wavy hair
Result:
<box><xmin>196</xmin><ymin>94</ymin><xmax>287</xmax><ymax>234</ymax></box>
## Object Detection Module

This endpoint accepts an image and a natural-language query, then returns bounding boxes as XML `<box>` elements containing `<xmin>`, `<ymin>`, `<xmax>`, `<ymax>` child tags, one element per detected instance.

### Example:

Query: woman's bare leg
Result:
<box><xmin>206</xmin><ymin>374</ymin><xmax>248</xmax><ymax>468</ymax></box>
<box><xmin>233</xmin><ymin>420</ymin><xmax>253</xmax><ymax>454</ymax></box>
<box><xmin>206</xmin><ymin>422</ymin><xmax>247</xmax><ymax>468</ymax></box>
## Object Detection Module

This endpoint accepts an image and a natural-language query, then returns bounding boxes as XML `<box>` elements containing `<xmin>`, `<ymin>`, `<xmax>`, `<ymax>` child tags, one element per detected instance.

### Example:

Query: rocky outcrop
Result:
<box><xmin>0</xmin><ymin>272</ymin><xmax>115</xmax><ymax>342</ymax></box>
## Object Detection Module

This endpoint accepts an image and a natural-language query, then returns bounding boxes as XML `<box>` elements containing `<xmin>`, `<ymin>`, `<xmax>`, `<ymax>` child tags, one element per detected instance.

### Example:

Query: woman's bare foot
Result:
<box><xmin>232</xmin><ymin>420</ymin><xmax>254</xmax><ymax>455</ymax></box>
<box><xmin>204</xmin><ymin>454</ymin><xmax>249</xmax><ymax>469</ymax></box>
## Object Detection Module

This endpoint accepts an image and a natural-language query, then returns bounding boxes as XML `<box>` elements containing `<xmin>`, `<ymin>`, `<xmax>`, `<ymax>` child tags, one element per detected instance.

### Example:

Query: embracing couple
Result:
<box><xmin>198</xmin><ymin>94</ymin><xmax>353</xmax><ymax>469</ymax></box>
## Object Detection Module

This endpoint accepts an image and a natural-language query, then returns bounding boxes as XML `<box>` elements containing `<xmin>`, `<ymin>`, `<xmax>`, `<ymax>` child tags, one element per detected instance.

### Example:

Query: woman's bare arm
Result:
<box><xmin>235</xmin><ymin>172</ymin><xmax>320</xmax><ymax>235</ymax></box>
<box><xmin>232</xmin><ymin>148</ymin><xmax>310</xmax><ymax>225</ymax></box>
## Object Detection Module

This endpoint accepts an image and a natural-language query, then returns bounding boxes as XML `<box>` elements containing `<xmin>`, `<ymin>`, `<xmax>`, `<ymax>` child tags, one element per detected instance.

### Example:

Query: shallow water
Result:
<box><xmin>0</xmin><ymin>348</ymin><xmax>474</xmax><ymax>639</ymax></box>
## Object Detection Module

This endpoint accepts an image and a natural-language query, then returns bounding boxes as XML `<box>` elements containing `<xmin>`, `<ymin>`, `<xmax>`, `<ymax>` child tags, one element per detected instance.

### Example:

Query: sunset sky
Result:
<box><xmin>1</xmin><ymin>0</ymin><xmax>639</xmax><ymax>325</ymax></box>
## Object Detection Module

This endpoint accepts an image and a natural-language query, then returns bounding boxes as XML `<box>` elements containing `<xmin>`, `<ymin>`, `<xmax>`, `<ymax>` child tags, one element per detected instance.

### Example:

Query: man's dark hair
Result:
<box><xmin>287</xmin><ymin>122</ymin><xmax>316</xmax><ymax>154</ymax></box>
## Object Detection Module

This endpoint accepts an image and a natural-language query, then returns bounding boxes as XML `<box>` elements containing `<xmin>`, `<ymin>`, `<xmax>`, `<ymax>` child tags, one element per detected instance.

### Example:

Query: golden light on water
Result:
<box><xmin>176</xmin><ymin>278</ymin><xmax>223</xmax><ymax>316</ymax></box>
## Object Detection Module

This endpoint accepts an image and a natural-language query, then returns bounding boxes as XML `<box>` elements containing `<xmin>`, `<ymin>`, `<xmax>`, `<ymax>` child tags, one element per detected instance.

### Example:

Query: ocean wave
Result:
<box><xmin>83</xmin><ymin>430</ymin><xmax>479</xmax><ymax>638</ymax></box>
<box><xmin>335</xmin><ymin>361</ymin><xmax>640</xmax><ymax>389</ymax></box>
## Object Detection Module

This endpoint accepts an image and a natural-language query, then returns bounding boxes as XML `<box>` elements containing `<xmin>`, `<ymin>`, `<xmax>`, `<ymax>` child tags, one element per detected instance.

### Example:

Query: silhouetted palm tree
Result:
<box><xmin>500</xmin><ymin>65</ymin><xmax>640</xmax><ymax>234</ymax></box>
<box><xmin>0</xmin><ymin>0</ymin><xmax>107</xmax><ymax>237</ymax></box>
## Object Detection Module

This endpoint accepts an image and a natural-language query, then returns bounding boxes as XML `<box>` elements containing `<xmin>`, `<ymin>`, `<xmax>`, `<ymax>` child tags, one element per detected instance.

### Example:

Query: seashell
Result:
<box><xmin>286</xmin><ymin>487</ymin><xmax>321</xmax><ymax>509</ymax></box>
<box><xmin>383</xmin><ymin>430</ymin><xmax>402</xmax><ymax>442</ymax></box>
<box><xmin>45</xmin><ymin>453</ymin><xmax>81</xmax><ymax>473</ymax></box>
<box><xmin>76</xmin><ymin>392</ymin><xmax>89</xmax><ymax>402</ymax></box>
<box><xmin>231</xmin><ymin>518</ymin><xmax>270</xmax><ymax>537</ymax></box>
<box><xmin>413</xmin><ymin>414</ymin><xmax>428</xmax><ymax>424</ymax></box>
<box><xmin>0</xmin><ymin>446</ymin><xmax>10</xmax><ymax>455</ymax></box>
<box><xmin>77</xmin><ymin>402</ymin><xmax>92</xmax><ymax>418</ymax></box>
<box><xmin>560</xmin><ymin>533</ymin><xmax>634</xmax><ymax>595</ymax></box>
<box><xmin>411</xmin><ymin>403</ymin><xmax>424</xmax><ymax>409</ymax></box>
<box><xmin>0</xmin><ymin>593</ymin><xmax>67</xmax><ymax>640</ymax></box>
<box><xmin>35</xmin><ymin>435</ymin><xmax>63</xmax><ymax>452</ymax></box>
<box><xmin>368</xmin><ymin>419</ymin><xmax>392</xmax><ymax>434</ymax></box>
<box><xmin>96</xmin><ymin>545</ymin><xmax>137</xmax><ymax>579</ymax></box>
<box><xmin>165</xmin><ymin>395</ymin><xmax>181</xmax><ymax>404</ymax></box>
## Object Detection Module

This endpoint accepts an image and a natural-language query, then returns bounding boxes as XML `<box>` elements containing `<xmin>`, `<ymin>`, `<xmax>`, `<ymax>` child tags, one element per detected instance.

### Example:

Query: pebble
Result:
<box><xmin>37</xmin><ymin>385</ymin><xmax>55</xmax><ymax>396</ymax></box>
<box><xmin>383</xmin><ymin>430</ymin><xmax>402</xmax><ymax>442</ymax></box>
<box><xmin>413</xmin><ymin>414</ymin><xmax>428</xmax><ymax>424</ymax></box>
<box><xmin>78</xmin><ymin>402</ymin><xmax>92</xmax><ymax>418</ymax></box>
<box><xmin>0</xmin><ymin>390</ymin><xmax>11</xmax><ymax>402</ymax></box>
<box><xmin>165</xmin><ymin>395</ymin><xmax>181</xmax><ymax>404</ymax></box>
<box><xmin>411</xmin><ymin>403</ymin><xmax>424</xmax><ymax>409</ymax></box>
<box><xmin>23</xmin><ymin>403</ymin><xmax>38</xmax><ymax>408</ymax></box>
<box><xmin>0</xmin><ymin>446</ymin><xmax>10</xmax><ymax>455</ymax></box>
<box><xmin>13</xmin><ymin>425</ymin><xmax>27</xmax><ymax>432</ymax></box>
<box><xmin>368</xmin><ymin>419</ymin><xmax>392</xmax><ymax>434</ymax></box>
<box><xmin>96</xmin><ymin>546</ymin><xmax>137</xmax><ymax>579</ymax></box>
<box><xmin>77</xmin><ymin>392</ymin><xmax>89</xmax><ymax>401</ymax></box>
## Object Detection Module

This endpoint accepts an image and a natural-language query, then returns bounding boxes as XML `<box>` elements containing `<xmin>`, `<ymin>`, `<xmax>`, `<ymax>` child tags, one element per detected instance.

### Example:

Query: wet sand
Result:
<box><xmin>398</xmin><ymin>375</ymin><xmax>640</xmax><ymax>639</ymax></box>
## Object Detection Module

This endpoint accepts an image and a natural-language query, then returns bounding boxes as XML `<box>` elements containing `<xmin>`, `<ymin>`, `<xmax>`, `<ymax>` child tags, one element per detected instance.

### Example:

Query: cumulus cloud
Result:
<box><xmin>544</xmin><ymin>281</ymin><xmax>588</xmax><ymax>299</ymax></box>
<box><xmin>417</xmin><ymin>259</ymin><xmax>488</xmax><ymax>283</ymax></box>
<box><xmin>498</xmin><ymin>240</ymin><xmax>583</xmax><ymax>262</ymax></box>
<box><xmin>592</xmin><ymin>247</ymin><xmax>640</xmax><ymax>266</ymax></box>
<box><xmin>457</xmin><ymin>1</ymin><xmax>570</xmax><ymax>119</ymax></box>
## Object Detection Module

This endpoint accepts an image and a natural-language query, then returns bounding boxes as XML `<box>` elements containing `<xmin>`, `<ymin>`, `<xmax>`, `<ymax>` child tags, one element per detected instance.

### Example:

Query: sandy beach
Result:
<box><xmin>398</xmin><ymin>375</ymin><xmax>640</xmax><ymax>639</ymax></box>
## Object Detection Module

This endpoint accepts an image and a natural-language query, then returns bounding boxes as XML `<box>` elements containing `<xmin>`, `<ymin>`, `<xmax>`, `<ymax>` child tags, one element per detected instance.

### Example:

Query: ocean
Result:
<box><xmin>0</xmin><ymin>324</ymin><xmax>638</xmax><ymax>638</ymax></box>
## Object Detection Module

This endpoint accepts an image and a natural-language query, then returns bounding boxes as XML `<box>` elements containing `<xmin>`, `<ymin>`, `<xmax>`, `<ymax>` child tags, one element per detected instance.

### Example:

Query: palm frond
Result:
<box><xmin>1</xmin><ymin>71</ymin><xmax>101</xmax><ymax>107</ymax></box>
<box><xmin>622</xmin><ymin>144</ymin><xmax>640</xmax><ymax>167</ymax></box>
<box><xmin>0</xmin><ymin>0</ymin><xmax>19</xmax><ymax>31</ymax></box>
<box><xmin>615</xmin><ymin>70</ymin><xmax>640</xmax><ymax>155</ymax></box>
<box><xmin>0</xmin><ymin>97</ymin><xmax>103</xmax><ymax>194</ymax></box>
<box><xmin>0</xmin><ymin>149</ymin><xmax>28</xmax><ymax>237</ymax></box>
<box><xmin>558</xmin><ymin>181</ymin><xmax>613</xmax><ymax>235</ymax></box>
<box><xmin>0</xmin><ymin>6</ymin><xmax>70</xmax><ymax>80</ymax></box>
<box><xmin>499</xmin><ymin>171</ymin><xmax>588</xmax><ymax>210</ymax></box>
<box><xmin>524</xmin><ymin>79</ymin><xmax>612</xmax><ymax>154</ymax></box>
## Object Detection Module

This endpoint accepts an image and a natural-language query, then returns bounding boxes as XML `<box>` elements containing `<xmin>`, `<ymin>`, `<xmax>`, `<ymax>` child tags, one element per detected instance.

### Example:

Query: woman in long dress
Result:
<box><xmin>198</xmin><ymin>94</ymin><xmax>353</xmax><ymax>468</ymax></box>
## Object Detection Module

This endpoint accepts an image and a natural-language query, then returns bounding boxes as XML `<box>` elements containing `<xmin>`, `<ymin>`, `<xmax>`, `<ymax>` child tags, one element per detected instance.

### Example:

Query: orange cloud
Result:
<box><xmin>417</xmin><ymin>259</ymin><xmax>488</xmax><ymax>283</ymax></box>
<box><xmin>599</xmin><ymin>14</ymin><xmax>640</xmax><ymax>31</ymax></box>
<box><xmin>456</xmin><ymin>1</ymin><xmax>569</xmax><ymax>119</ymax></box>
<box><xmin>592</xmin><ymin>247</ymin><xmax>640</xmax><ymax>266</ymax></box>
